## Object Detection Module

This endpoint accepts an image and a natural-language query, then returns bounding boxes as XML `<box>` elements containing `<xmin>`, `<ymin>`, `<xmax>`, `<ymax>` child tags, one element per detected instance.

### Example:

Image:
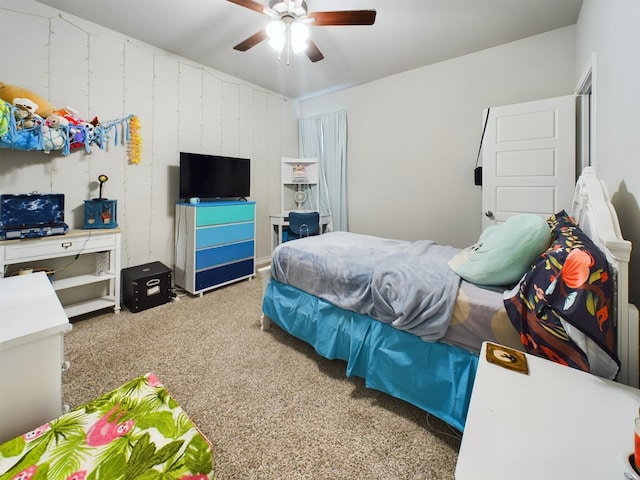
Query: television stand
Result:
<box><xmin>0</xmin><ymin>229</ymin><xmax>121</xmax><ymax>317</ymax></box>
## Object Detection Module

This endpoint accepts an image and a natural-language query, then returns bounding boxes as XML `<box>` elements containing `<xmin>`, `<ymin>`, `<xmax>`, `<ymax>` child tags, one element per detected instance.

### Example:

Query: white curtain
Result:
<box><xmin>298</xmin><ymin>110</ymin><xmax>347</xmax><ymax>231</ymax></box>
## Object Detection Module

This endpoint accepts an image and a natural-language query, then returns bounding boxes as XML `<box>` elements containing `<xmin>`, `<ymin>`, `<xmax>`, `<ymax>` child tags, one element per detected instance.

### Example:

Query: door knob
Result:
<box><xmin>484</xmin><ymin>210</ymin><xmax>495</xmax><ymax>220</ymax></box>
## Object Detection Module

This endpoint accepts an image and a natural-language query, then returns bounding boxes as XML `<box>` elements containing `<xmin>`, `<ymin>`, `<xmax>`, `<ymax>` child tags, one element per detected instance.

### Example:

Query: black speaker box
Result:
<box><xmin>122</xmin><ymin>261</ymin><xmax>172</xmax><ymax>313</ymax></box>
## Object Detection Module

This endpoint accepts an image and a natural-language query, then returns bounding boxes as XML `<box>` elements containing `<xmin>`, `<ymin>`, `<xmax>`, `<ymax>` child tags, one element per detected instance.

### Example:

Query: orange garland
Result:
<box><xmin>127</xmin><ymin>115</ymin><xmax>142</xmax><ymax>164</ymax></box>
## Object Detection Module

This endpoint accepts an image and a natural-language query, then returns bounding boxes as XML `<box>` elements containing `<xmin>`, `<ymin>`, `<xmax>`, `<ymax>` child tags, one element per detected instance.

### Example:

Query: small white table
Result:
<box><xmin>269</xmin><ymin>211</ymin><xmax>331</xmax><ymax>252</ymax></box>
<box><xmin>456</xmin><ymin>342</ymin><xmax>640</xmax><ymax>480</ymax></box>
<box><xmin>0</xmin><ymin>272</ymin><xmax>71</xmax><ymax>443</ymax></box>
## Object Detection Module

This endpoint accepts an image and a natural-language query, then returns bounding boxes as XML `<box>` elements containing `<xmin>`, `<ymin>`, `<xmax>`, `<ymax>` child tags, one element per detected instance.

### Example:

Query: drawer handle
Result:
<box><xmin>61</xmin><ymin>242</ymin><xmax>73</xmax><ymax>249</ymax></box>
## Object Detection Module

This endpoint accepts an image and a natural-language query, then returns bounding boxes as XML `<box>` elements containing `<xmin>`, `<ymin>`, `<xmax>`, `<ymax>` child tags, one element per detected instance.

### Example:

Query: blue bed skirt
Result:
<box><xmin>262</xmin><ymin>279</ymin><xmax>479</xmax><ymax>431</ymax></box>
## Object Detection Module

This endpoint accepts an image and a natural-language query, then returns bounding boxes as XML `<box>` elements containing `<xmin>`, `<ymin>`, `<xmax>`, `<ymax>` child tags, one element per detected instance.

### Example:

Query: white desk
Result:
<box><xmin>269</xmin><ymin>212</ymin><xmax>331</xmax><ymax>252</ymax></box>
<box><xmin>456</xmin><ymin>342</ymin><xmax>640</xmax><ymax>479</ymax></box>
<box><xmin>0</xmin><ymin>272</ymin><xmax>71</xmax><ymax>443</ymax></box>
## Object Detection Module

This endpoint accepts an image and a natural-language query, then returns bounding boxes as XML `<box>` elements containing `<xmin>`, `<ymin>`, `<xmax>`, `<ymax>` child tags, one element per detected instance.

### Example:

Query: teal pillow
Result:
<box><xmin>448</xmin><ymin>214</ymin><xmax>551</xmax><ymax>287</ymax></box>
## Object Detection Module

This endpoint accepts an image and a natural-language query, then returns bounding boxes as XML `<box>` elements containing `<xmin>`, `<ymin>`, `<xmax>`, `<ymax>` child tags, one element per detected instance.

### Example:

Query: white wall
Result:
<box><xmin>298</xmin><ymin>26</ymin><xmax>577</xmax><ymax>248</ymax></box>
<box><xmin>0</xmin><ymin>0</ymin><xmax>298</xmax><ymax>269</ymax></box>
<box><xmin>576</xmin><ymin>0</ymin><xmax>640</xmax><ymax>307</ymax></box>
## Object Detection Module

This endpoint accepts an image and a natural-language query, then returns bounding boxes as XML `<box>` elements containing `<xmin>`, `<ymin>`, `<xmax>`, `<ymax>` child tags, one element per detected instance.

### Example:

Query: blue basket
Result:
<box><xmin>84</xmin><ymin>199</ymin><xmax>117</xmax><ymax>229</ymax></box>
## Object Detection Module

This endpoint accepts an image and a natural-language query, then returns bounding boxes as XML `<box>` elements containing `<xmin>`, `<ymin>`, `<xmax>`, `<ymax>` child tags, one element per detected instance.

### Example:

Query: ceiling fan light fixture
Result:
<box><xmin>266</xmin><ymin>19</ymin><xmax>286</xmax><ymax>52</ymax></box>
<box><xmin>230</xmin><ymin>0</ymin><xmax>376</xmax><ymax>62</ymax></box>
<box><xmin>290</xmin><ymin>21</ymin><xmax>309</xmax><ymax>54</ymax></box>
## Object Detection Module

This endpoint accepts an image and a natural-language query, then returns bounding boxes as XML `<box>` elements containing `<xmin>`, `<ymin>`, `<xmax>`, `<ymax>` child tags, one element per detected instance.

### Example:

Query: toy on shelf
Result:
<box><xmin>0</xmin><ymin>82</ymin><xmax>56</xmax><ymax>118</ymax></box>
<box><xmin>0</xmin><ymin>81</ymin><xmax>138</xmax><ymax>158</ymax></box>
<box><xmin>42</xmin><ymin>114</ymin><xmax>69</xmax><ymax>153</ymax></box>
<box><xmin>13</xmin><ymin>105</ymin><xmax>39</xmax><ymax>131</ymax></box>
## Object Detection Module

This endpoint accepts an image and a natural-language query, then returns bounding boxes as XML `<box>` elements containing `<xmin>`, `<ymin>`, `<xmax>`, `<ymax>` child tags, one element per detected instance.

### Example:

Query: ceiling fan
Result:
<box><xmin>228</xmin><ymin>0</ymin><xmax>376</xmax><ymax>63</ymax></box>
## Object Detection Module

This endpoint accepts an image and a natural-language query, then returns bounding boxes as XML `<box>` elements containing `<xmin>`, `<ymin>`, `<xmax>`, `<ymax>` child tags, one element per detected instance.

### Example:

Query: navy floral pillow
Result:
<box><xmin>504</xmin><ymin>210</ymin><xmax>619</xmax><ymax>378</ymax></box>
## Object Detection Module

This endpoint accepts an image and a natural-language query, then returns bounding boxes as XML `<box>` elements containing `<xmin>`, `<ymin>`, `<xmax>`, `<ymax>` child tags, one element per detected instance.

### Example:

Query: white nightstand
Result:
<box><xmin>0</xmin><ymin>272</ymin><xmax>71</xmax><ymax>443</ymax></box>
<box><xmin>456</xmin><ymin>342</ymin><xmax>640</xmax><ymax>480</ymax></box>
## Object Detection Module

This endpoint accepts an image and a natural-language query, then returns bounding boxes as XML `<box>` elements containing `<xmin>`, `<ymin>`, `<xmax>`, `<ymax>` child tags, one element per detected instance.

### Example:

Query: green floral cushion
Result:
<box><xmin>0</xmin><ymin>373</ymin><xmax>214</xmax><ymax>480</ymax></box>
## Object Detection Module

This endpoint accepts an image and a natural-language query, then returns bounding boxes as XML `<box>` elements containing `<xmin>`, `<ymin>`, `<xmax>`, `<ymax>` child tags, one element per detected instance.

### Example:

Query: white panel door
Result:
<box><xmin>482</xmin><ymin>95</ymin><xmax>576</xmax><ymax>229</ymax></box>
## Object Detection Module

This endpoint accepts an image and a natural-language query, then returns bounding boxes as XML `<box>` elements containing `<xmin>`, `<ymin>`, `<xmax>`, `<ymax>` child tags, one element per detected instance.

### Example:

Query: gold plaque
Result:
<box><xmin>485</xmin><ymin>342</ymin><xmax>529</xmax><ymax>374</ymax></box>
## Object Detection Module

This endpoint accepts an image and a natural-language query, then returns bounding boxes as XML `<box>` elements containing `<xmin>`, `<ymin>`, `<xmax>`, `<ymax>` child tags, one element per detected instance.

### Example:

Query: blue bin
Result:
<box><xmin>84</xmin><ymin>199</ymin><xmax>117</xmax><ymax>229</ymax></box>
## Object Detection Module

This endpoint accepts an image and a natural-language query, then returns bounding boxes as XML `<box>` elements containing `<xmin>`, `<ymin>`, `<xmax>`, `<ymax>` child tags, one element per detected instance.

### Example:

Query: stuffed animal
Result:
<box><xmin>0</xmin><ymin>100</ymin><xmax>10</xmax><ymax>137</ymax></box>
<box><xmin>13</xmin><ymin>97</ymin><xmax>39</xmax><ymax>115</ymax></box>
<box><xmin>55</xmin><ymin>106</ymin><xmax>81</xmax><ymax>128</ymax></box>
<box><xmin>13</xmin><ymin>105</ymin><xmax>37</xmax><ymax>130</ymax></box>
<box><xmin>0</xmin><ymin>82</ymin><xmax>56</xmax><ymax>118</ymax></box>
<box><xmin>42</xmin><ymin>114</ymin><xmax>69</xmax><ymax>152</ymax></box>
<box><xmin>90</xmin><ymin>116</ymin><xmax>103</xmax><ymax>147</ymax></box>
<box><xmin>54</xmin><ymin>106</ymin><xmax>86</xmax><ymax>147</ymax></box>
<box><xmin>78</xmin><ymin>120</ymin><xmax>95</xmax><ymax>145</ymax></box>
<box><xmin>44</xmin><ymin>114</ymin><xmax>68</xmax><ymax>129</ymax></box>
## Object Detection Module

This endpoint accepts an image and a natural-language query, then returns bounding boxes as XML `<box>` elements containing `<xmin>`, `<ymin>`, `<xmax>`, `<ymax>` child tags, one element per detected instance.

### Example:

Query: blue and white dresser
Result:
<box><xmin>174</xmin><ymin>200</ymin><xmax>256</xmax><ymax>295</ymax></box>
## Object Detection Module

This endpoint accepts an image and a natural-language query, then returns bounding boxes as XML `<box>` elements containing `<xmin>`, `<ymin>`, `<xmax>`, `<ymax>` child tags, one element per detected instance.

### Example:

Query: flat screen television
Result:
<box><xmin>179</xmin><ymin>152</ymin><xmax>250</xmax><ymax>201</ymax></box>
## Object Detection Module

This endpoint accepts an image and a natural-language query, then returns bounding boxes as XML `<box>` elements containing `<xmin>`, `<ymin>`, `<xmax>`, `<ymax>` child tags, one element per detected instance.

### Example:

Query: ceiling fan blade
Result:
<box><xmin>307</xmin><ymin>10</ymin><xmax>376</xmax><ymax>26</ymax></box>
<box><xmin>227</xmin><ymin>0</ymin><xmax>268</xmax><ymax>15</ymax></box>
<box><xmin>233</xmin><ymin>29</ymin><xmax>267</xmax><ymax>51</ymax></box>
<box><xmin>306</xmin><ymin>40</ymin><xmax>324</xmax><ymax>63</ymax></box>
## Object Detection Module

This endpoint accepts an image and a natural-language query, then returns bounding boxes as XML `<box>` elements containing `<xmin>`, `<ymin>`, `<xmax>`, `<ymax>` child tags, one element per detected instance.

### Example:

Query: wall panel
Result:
<box><xmin>0</xmin><ymin>0</ymin><xmax>297</xmax><ymax>271</ymax></box>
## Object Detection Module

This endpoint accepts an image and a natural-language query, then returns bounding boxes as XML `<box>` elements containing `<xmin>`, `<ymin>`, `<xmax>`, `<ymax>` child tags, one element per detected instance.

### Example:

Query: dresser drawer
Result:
<box><xmin>195</xmin><ymin>240</ymin><xmax>254</xmax><ymax>270</ymax></box>
<box><xmin>4</xmin><ymin>235</ymin><xmax>116</xmax><ymax>262</ymax></box>
<box><xmin>195</xmin><ymin>203</ymin><xmax>255</xmax><ymax>227</ymax></box>
<box><xmin>195</xmin><ymin>259</ymin><xmax>254</xmax><ymax>291</ymax></box>
<box><xmin>196</xmin><ymin>222</ymin><xmax>254</xmax><ymax>249</ymax></box>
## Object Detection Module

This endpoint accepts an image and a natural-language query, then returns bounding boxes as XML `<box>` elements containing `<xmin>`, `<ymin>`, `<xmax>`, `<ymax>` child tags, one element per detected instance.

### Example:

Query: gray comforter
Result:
<box><xmin>270</xmin><ymin>231</ymin><xmax>462</xmax><ymax>341</ymax></box>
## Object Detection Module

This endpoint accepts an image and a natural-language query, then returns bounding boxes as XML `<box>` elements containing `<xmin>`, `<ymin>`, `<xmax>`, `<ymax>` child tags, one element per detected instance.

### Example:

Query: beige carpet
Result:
<box><xmin>63</xmin><ymin>276</ymin><xmax>461</xmax><ymax>479</ymax></box>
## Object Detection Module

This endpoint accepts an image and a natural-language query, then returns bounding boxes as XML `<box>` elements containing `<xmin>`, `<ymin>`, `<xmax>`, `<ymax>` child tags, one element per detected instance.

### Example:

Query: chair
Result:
<box><xmin>287</xmin><ymin>211</ymin><xmax>320</xmax><ymax>240</ymax></box>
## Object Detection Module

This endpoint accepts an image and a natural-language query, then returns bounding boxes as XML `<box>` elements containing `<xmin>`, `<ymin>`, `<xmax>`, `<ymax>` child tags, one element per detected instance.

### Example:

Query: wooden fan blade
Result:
<box><xmin>306</xmin><ymin>40</ymin><xmax>324</xmax><ymax>62</ymax></box>
<box><xmin>227</xmin><ymin>0</ymin><xmax>267</xmax><ymax>15</ymax></box>
<box><xmin>307</xmin><ymin>10</ymin><xmax>376</xmax><ymax>26</ymax></box>
<box><xmin>233</xmin><ymin>30</ymin><xmax>267</xmax><ymax>51</ymax></box>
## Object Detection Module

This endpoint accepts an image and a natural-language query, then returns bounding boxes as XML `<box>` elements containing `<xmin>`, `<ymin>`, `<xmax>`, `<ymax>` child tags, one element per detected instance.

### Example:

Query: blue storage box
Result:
<box><xmin>84</xmin><ymin>199</ymin><xmax>117</xmax><ymax>229</ymax></box>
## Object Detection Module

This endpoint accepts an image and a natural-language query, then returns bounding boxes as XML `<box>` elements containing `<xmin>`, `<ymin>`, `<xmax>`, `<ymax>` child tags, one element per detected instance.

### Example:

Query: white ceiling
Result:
<box><xmin>34</xmin><ymin>0</ymin><xmax>583</xmax><ymax>100</ymax></box>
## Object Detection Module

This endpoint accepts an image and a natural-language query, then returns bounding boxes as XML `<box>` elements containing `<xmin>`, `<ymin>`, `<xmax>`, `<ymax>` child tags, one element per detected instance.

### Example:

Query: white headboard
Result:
<box><xmin>570</xmin><ymin>166</ymin><xmax>638</xmax><ymax>387</ymax></box>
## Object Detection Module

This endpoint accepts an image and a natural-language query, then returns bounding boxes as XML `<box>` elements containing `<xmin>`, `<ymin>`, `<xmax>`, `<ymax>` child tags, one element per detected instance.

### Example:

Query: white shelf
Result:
<box><xmin>52</xmin><ymin>273</ymin><xmax>116</xmax><ymax>291</ymax></box>
<box><xmin>63</xmin><ymin>296</ymin><xmax>117</xmax><ymax>318</ymax></box>
<box><xmin>282</xmin><ymin>157</ymin><xmax>317</xmax><ymax>164</ymax></box>
<box><xmin>280</xmin><ymin>156</ymin><xmax>319</xmax><ymax>211</ymax></box>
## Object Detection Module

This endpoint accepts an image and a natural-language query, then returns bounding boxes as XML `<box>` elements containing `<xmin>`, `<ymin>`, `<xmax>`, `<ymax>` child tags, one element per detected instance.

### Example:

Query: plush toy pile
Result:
<box><xmin>0</xmin><ymin>81</ymin><xmax>137</xmax><ymax>158</ymax></box>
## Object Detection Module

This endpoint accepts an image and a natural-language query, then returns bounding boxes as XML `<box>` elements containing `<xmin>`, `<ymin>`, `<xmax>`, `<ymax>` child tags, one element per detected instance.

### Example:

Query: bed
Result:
<box><xmin>261</xmin><ymin>167</ymin><xmax>639</xmax><ymax>432</ymax></box>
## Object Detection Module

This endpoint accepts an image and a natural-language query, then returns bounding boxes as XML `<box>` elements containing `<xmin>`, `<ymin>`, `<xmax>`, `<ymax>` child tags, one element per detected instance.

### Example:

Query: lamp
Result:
<box><xmin>98</xmin><ymin>174</ymin><xmax>108</xmax><ymax>199</ymax></box>
<box><xmin>266</xmin><ymin>16</ymin><xmax>309</xmax><ymax>63</ymax></box>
